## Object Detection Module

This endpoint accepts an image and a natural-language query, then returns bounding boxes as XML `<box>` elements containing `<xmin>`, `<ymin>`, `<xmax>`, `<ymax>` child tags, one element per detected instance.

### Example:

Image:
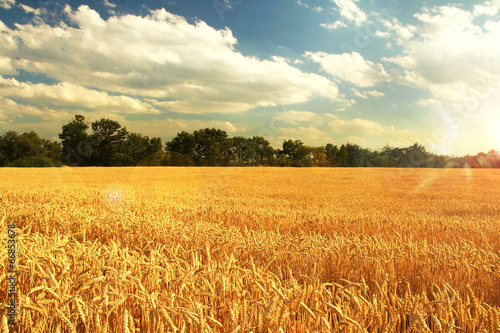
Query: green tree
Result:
<box><xmin>165</xmin><ymin>131</ymin><xmax>196</xmax><ymax>165</ymax></box>
<box><xmin>123</xmin><ymin>133</ymin><xmax>163</xmax><ymax>166</ymax></box>
<box><xmin>192</xmin><ymin>128</ymin><xmax>230</xmax><ymax>166</ymax></box>
<box><xmin>325</xmin><ymin>143</ymin><xmax>339</xmax><ymax>166</ymax></box>
<box><xmin>336</xmin><ymin>145</ymin><xmax>349</xmax><ymax>167</ymax></box>
<box><xmin>230</xmin><ymin>136</ymin><xmax>254</xmax><ymax>166</ymax></box>
<box><xmin>59</xmin><ymin>115</ymin><xmax>90</xmax><ymax>166</ymax></box>
<box><xmin>0</xmin><ymin>131</ymin><xmax>62</xmax><ymax>167</ymax></box>
<box><xmin>309</xmin><ymin>146</ymin><xmax>328</xmax><ymax>167</ymax></box>
<box><xmin>250</xmin><ymin>136</ymin><xmax>275</xmax><ymax>166</ymax></box>
<box><xmin>0</xmin><ymin>131</ymin><xmax>32</xmax><ymax>164</ymax></box>
<box><xmin>88</xmin><ymin>119</ymin><xmax>128</xmax><ymax>166</ymax></box>
<box><xmin>279</xmin><ymin>139</ymin><xmax>309</xmax><ymax>167</ymax></box>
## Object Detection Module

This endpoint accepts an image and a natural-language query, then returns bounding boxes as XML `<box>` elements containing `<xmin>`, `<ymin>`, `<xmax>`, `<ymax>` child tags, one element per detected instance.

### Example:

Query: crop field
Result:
<box><xmin>1</xmin><ymin>167</ymin><xmax>500</xmax><ymax>332</ymax></box>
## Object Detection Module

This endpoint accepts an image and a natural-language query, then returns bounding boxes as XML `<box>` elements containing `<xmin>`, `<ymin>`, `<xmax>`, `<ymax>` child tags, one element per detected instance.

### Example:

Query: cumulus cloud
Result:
<box><xmin>0</xmin><ymin>56</ymin><xmax>17</xmax><ymax>75</ymax></box>
<box><xmin>120</xmin><ymin>118</ymin><xmax>239</xmax><ymax>139</ymax></box>
<box><xmin>0</xmin><ymin>96</ymin><xmax>70</xmax><ymax>121</ymax></box>
<box><xmin>384</xmin><ymin>4</ymin><xmax>500</xmax><ymax>110</ymax></box>
<box><xmin>351</xmin><ymin>88</ymin><xmax>384</xmax><ymax>99</ymax></box>
<box><xmin>417</xmin><ymin>99</ymin><xmax>442</xmax><ymax>107</ymax></box>
<box><xmin>377</xmin><ymin>2</ymin><xmax>500</xmax><ymax>154</ymax></box>
<box><xmin>320</xmin><ymin>21</ymin><xmax>347</xmax><ymax>30</ymax></box>
<box><xmin>297</xmin><ymin>0</ymin><xmax>323</xmax><ymax>13</ymax></box>
<box><xmin>103</xmin><ymin>0</ymin><xmax>116</xmax><ymax>8</ymax></box>
<box><xmin>473</xmin><ymin>0</ymin><xmax>500</xmax><ymax>17</ymax></box>
<box><xmin>327</xmin><ymin>115</ymin><xmax>395</xmax><ymax>135</ymax></box>
<box><xmin>258</xmin><ymin>110</ymin><xmax>405</xmax><ymax>149</ymax></box>
<box><xmin>0</xmin><ymin>76</ymin><xmax>159</xmax><ymax>114</ymax></box>
<box><xmin>0</xmin><ymin>5</ymin><xmax>339</xmax><ymax>115</ymax></box>
<box><xmin>377</xmin><ymin>17</ymin><xmax>416</xmax><ymax>41</ymax></box>
<box><xmin>332</xmin><ymin>0</ymin><xmax>367</xmax><ymax>26</ymax></box>
<box><xmin>17</xmin><ymin>3</ymin><xmax>45</xmax><ymax>15</ymax></box>
<box><xmin>274</xmin><ymin>110</ymin><xmax>321</xmax><ymax>125</ymax></box>
<box><xmin>0</xmin><ymin>0</ymin><xmax>14</xmax><ymax>9</ymax></box>
<box><xmin>305</xmin><ymin>51</ymin><xmax>389</xmax><ymax>87</ymax></box>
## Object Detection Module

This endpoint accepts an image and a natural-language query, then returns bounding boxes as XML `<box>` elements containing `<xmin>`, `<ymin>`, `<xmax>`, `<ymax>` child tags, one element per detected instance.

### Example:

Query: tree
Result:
<box><xmin>279</xmin><ymin>139</ymin><xmax>310</xmax><ymax>167</ymax></box>
<box><xmin>336</xmin><ymin>145</ymin><xmax>349</xmax><ymax>167</ymax></box>
<box><xmin>325</xmin><ymin>143</ymin><xmax>339</xmax><ymax>166</ymax></box>
<box><xmin>367</xmin><ymin>150</ymin><xmax>388</xmax><ymax>167</ymax></box>
<box><xmin>165</xmin><ymin>151</ymin><xmax>195</xmax><ymax>166</ymax></box>
<box><xmin>192</xmin><ymin>128</ymin><xmax>230</xmax><ymax>166</ymax></box>
<box><xmin>309</xmin><ymin>146</ymin><xmax>328</xmax><ymax>167</ymax></box>
<box><xmin>59</xmin><ymin>115</ymin><xmax>90</xmax><ymax>166</ymax></box>
<box><xmin>0</xmin><ymin>131</ymin><xmax>32</xmax><ymax>164</ymax></box>
<box><xmin>165</xmin><ymin>131</ymin><xmax>196</xmax><ymax>165</ymax></box>
<box><xmin>404</xmin><ymin>143</ymin><xmax>431</xmax><ymax>167</ymax></box>
<box><xmin>487</xmin><ymin>150</ymin><xmax>500</xmax><ymax>168</ymax></box>
<box><xmin>137</xmin><ymin>151</ymin><xmax>165</xmax><ymax>166</ymax></box>
<box><xmin>345</xmin><ymin>143</ymin><xmax>364</xmax><ymax>167</ymax></box>
<box><xmin>381</xmin><ymin>144</ymin><xmax>403</xmax><ymax>167</ymax></box>
<box><xmin>250</xmin><ymin>136</ymin><xmax>275</xmax><ymax>166</ymax></box>
<box><xmin>230</xmin><ymin>136</ymin><xmax>254</xmax><ymax>166</ymax></box>
<box><xmin>0</xmin><ymin>131</ymin><xmax>62</xmax><ymax>167</ymax></box>
<box><xmin>88</xmin><ymin>119</ymin><xmax>128</xmax><ymax>166</ymax></box>
<box><xmin>123</xmin><ymin>133</ymin><xmax>163</xmax><ymax>166</ymax></box>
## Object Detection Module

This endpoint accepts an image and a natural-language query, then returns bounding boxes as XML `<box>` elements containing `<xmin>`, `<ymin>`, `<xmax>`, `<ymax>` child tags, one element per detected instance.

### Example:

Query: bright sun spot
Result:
<box><xmin>109</xmin><ymin>191</ymin><xmax>120</xmax><ymax>203</ymax></box>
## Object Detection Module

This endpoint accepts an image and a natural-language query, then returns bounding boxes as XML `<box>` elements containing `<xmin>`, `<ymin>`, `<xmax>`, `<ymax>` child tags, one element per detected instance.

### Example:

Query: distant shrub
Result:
<box><xmin>7</xmin><ymin>156</ymin><xmax>64</xmax><ymax>167</ymax></box>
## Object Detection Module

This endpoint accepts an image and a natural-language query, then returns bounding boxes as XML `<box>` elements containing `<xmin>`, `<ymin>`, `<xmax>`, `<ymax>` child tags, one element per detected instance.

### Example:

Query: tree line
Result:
<box><xmin>1</xmin><ymin>114</ymin><xmax>499</xmax><ymax>168</ymax></box>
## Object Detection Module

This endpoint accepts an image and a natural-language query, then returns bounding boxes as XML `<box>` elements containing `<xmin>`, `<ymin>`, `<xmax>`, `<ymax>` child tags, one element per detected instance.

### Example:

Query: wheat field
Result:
<box><xmin>1</xmin><ymin>167</ymin><xmax>500</xmax><ymax>332</ymax></box>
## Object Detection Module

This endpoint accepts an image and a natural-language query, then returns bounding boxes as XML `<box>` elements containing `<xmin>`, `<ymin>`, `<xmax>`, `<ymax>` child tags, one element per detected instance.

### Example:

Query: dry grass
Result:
<box><xmin>1</xmin><ymin>167</ymin><xmax>500</xmax><ymax>332</ymax></box>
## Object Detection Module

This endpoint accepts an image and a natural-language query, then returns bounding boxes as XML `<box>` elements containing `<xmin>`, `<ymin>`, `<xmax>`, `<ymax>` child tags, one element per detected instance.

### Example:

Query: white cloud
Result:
<box><xmin>375</xmin><ymin>30</ymin><xmax>390</xmax><ymax>38</ymax></box>
<box><xmin>103</xmin><ymin>0</ymin><xmax>116</xmax><ymax>8</ymax></box>
<box><xmin>271</xmin><ymin>55</ymin><xmax>291</xmax><ymax>64</ymax></box>
<box><xmin>320</xmin><ymin>20</ymin><xmax>347</xmax><ymax>30</ymax></box>
<box><xmin>0</xmin><ymin>76</ymin><xmax>159</xmax><ymax>114</ymax></box>
<box><xmin>385</xmin><ymin>4</ymin><xmax>500</xmax><ymax>108</ymax></box>
<box><xmin>305</xmin><ymin>51</ymin><xmax>389</xmax><ymax>87</ymax></box>
<box><xmin>258</xmin><ymin>111</ymin><xmax>405</xmax><ymax>149</ymax></box>
<box><xmin>0</xmin><ymin>0</ymin><xmax>14</xmax><ymax>9</ymax></box>
<box><xmin>0</xmin><ymin>96</ymin><xmax>70</xmax><ymax>121</ymax></box>
<box><xmin>351</xmin><ymin>88</ymin><xmax>384</xmax><ymax>98</ymax></box>
<box><xmin>297</xmin><ymin>0</ymin><xmax>322</xmax><ymax>13</ymax></box>
<box><xmin>332</xmin><ymin>0</ymin><xmax>367</xmax><ymax>26</ymax></box>
<box><xmin>381</xmin><ymin>3</ymin><xmax>500</xmax><ymax>154</ymax></box>
<box><xmin>120</xmin><ymin>118</ymin><xmax>239</xmax><ymax>139</ymax></box>
<box><xmin>18</xmin><ymin>3</ymin><xmax>42</xmax><ymax>14</ymax></box>
<box><xmin>0</xmin><ymin>5</ymin><xmax>340</xmax><ymax>115</ymax></box>
<box><xmin>375</xmin><ymin>16</ymin><xmax>415</xmax><ymax>41</ymax></box>
<box><xmin>473</xmin><ymin>0</ymin><xmax>500</xmax><ymax>17</ymax></box>
<box><xmin>417</xmin><ymin>99</ymin><xmax>441</xmax><ymax>107</ymax></box>
<box><xmin>274</xmin><ymin>110</ymin><xmax>321</xmax><ymax>125</ymax></box>
<box><xmin>327</xmin><ymin>115</ymin><xmax>394</xmax><ymax>135</ymax></box>
<box><xmin>278</xmin><ymin>125</ymin><xmax>328</xmax><ymax>143</ymax></box>
<box><xmin>0</xmin><ymin>56</ymin><xmax>17</xmax><ymax>75</ymax></box>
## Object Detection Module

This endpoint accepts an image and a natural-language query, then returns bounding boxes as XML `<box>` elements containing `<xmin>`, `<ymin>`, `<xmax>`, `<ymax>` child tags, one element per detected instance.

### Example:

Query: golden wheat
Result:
<box><xmin>0</xmin><ymin>167</ymin><xmax>499</xmax><ymax>332</ymax></box>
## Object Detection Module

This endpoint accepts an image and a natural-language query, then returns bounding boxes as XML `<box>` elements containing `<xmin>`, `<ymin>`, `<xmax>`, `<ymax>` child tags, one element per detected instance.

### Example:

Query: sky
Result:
<box><xmin>0</xmin><ymin>0</ymin><xmax>499</xmax><ymax>156</ymax></box>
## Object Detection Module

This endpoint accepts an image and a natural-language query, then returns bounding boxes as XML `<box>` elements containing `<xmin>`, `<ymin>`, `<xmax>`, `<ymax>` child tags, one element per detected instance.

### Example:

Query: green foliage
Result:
<box><xmin>59</xmin><ymin>114</ymin><xmax>90</xmax><ymax>165</ymax></box>
<box><xmin>137</xmin><ymin>151</ymin><xmax>166</xmax><ymax>166</ymax></box>
<box><xmin>278</xmin><ymin>139</ymin><xmax>310</xmax><ymax>167</ymax></box>
<box><xmin>7</xmin><ymin>156</ymin><xmax>63</xmax><ymax>167</ymax></box>
<box><xmin>122</xmin><ymin>133</ymin><xmax>163</xmax><ymax>166</ymax></box>
<box><xmin>0</xmin><ymin>131</ymin><xmax>62</xmax><ymax>167</ymax></box>
<box><xmin>192</xmin><ymin>128</ymin><xmax>230</xmax><ymax>166</ymax></box>
<box><xmin>2</xmin><ymin>115</ymin><xmax>499</xmax><ymax>168</ymax></box>
<box><xmin>88</xmin><ymin>118</ymin><xmax>128</xmax><ymax>166</ymax></box>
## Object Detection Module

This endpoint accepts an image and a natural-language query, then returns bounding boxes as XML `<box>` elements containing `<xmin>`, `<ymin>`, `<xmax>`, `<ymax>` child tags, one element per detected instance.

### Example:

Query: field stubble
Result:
<box><xmin>1</xmin><ymin>167</ymin><xmax>500</xmax><ymax>332</ymax></box>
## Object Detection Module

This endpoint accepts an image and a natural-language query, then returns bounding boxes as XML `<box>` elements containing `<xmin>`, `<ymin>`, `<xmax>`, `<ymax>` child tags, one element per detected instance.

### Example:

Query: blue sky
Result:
<box><xmin>1</xmin><ymin>0</ymin><xmax>499</xmax><ymax>155</ymax></box>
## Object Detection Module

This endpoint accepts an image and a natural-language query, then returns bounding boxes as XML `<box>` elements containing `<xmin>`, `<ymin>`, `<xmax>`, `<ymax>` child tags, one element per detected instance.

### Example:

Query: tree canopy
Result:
<box><xmin>1</xmin><ymin>114</ymin><xmax>499</xmax><ymax>168</ymax></box>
